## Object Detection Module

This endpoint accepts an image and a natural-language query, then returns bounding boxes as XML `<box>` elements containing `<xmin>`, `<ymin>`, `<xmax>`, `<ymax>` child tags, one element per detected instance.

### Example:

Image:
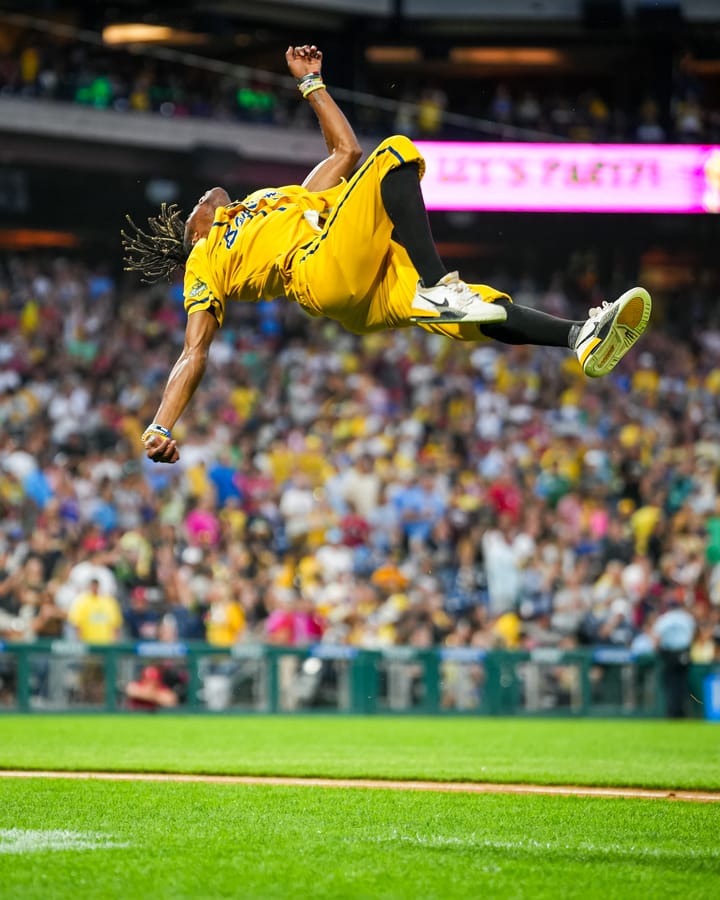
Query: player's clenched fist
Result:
<box><xmin>141</xmin><ymin>424</ymin><xmax>180</xmax><ymax>464</ymax></box>
<box><xmin>144</xmin><ymin>436</ymin><xmax>180</xmax><ymax>464</ymax></box>
<box><xmin>286</xmin><ymin>44</ymin><xmax>323</xmax><ymax>80</ymax></box>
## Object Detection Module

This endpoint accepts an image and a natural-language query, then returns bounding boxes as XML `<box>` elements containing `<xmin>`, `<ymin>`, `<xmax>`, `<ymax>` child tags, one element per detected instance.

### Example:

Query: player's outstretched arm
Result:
<box><xmin>141</xmin><ymin>309</ymin><xmax>218</xmax><ymax>464</ymax></box>
<box><xmin>285</xmin><ymin>44</ymin><xmax>362</xmax><ymax>191</ymax></box>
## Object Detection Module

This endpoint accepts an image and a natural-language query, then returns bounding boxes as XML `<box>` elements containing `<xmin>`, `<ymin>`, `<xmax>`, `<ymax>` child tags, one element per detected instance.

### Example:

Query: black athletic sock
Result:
<box><xmin>480</xmin><ymin>298</ymin><xmax>583</xmax><ymax>348</ymax></box>
<box><xmin>380</xmin><ymin>163</ymin><xmax>447</xmax><ymax>287</ymax></box>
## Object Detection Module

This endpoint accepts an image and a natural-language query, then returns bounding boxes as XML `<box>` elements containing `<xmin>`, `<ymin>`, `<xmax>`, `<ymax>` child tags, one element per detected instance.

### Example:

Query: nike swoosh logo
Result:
<box><xmin>417</xmin><ymin>293</ymin><xmax>450</xmax><ymax>307</ymax></box>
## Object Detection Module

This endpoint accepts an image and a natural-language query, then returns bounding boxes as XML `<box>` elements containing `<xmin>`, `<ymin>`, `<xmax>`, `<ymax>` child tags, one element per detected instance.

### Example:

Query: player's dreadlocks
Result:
<box><xmin>121</xmin><ymin>202</ymin><xmax>187</xmax><ymax>283</ymax></box>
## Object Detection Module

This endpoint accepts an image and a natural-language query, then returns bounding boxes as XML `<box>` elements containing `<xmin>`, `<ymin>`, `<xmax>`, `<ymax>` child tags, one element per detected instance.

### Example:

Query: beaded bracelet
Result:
<box><xmin>141</xmin><ymin>423</ymin><xmax>172</xmax><ymax>445</ymax></box>
<box><xmin>296</xmin><ymin>72</ymin><xmax>320</xmax><ymax>86</ymax></box>
<box><xmin>302</xmin><ymin>81</ymin><xmax>326</xmax><ymax>99</ymax></box>
<box><xmin>296</xmin><ymin>72</ymin><xmax>326</xmax><ymax>99</ymax></box>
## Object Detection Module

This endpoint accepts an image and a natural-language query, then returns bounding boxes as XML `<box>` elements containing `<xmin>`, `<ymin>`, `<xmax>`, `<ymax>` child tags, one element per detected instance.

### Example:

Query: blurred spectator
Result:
<box><xmin>341</xmin><ymin>454</ymin><xmax>381</xmax><ymax>518</ymax></box>
<box><xmin>635</xmin><ymin>98</ymin><xmax>667</xmax><ymax>143</ymax></box>
<box><xmin>652</xmin><ymin>593</ymin><xmax>696</xmax><ymax>718</ymax></box>
<box><xmin>67</xmin><ymin>577</ymin><xmax>123</xmax><ymax>643</ymax></box>
<box><xmin>184</xmin><ymin>491</ymin><xmax>222</xmax><ymax>548</ymax></box>
<box><xmin>205</xmin><ymin>582</ymin><xmax>245</xmax><ymax>647</ymax></box>
<box><xmin>315</xmin><ymin>528</ymin><xmax>354</xmax><ymax>583</ymax></box>
<box><xmin>417</xmin><ymin>86</ymin><xmax>446</xmax><ymax>136</ymax></box>
<box><xmin>673</xmin><ymin>90</ymin><xmax>704</xmax><ymax>142</ymax></box>
<box><xmin>482</xmin><ymin>515</ymin><xmax>525</xmax><ymax>616</ymax></box>
<box><xmin>123</xmin><ymin>586</ymin><xmax>163</xmax><ymax>641</ymax></box>
<box><xmin>596</xmin><ymin>598</ymin><xmax>636</xmax><ymax>648</ymax></box>
<box><xmin>125</xmin><ymin>664</ymin><xmax>180</xmax><ymax>711</ymax></box>
<box><xmin>393</xmin><ymin>471</ymin><xmax>447</xmax><ymax>547</ymax></box>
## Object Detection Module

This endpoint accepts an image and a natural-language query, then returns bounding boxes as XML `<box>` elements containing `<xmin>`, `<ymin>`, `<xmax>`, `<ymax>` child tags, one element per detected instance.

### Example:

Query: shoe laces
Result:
<box><xmin>449</xmin><ymin>280</ymin><xmax>477</xmax><ymax>307</ymax></box>
<box><xmin>588</xmin><ymin>300</ymin><xmax>612</xmax><ymax>319</ymax></box>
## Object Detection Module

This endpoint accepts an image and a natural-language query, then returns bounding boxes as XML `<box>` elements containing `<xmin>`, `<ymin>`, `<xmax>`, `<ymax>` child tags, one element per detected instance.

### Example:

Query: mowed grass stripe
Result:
<box><xmin>1</xmin><ymin>779</ymin><xmax>719</xmax><ymax>900</ymax></box>
<box><xmin>2</xmin><ymin>716</ymin><xmax>719</xmax><ymax>790</ymax></box>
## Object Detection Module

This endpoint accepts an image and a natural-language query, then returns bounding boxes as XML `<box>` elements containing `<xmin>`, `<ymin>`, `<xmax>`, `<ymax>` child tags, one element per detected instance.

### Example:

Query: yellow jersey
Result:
<box><xmin>184</xmin><ymin>182</ymin><xmax>345</xmax><ymax>327</ymax></box>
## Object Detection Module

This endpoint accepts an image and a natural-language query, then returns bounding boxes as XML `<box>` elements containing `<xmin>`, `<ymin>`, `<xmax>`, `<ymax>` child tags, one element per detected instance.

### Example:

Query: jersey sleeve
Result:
<box><xmin>183</xmin><ymin>250</ymin><xmax>226</xmax><ymax>327</ymax></box>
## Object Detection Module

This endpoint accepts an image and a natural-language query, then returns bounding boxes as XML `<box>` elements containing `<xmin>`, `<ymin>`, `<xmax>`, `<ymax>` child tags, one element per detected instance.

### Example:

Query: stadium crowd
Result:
<box><xmin>0</xmin><ymin>251</ymin><xmax>719</xmax><ymax>698</ymax></box>
<box><xmin>1</xmin><ymin>39</ymin><xmax>718</xmax><ymax>142</ymax></box>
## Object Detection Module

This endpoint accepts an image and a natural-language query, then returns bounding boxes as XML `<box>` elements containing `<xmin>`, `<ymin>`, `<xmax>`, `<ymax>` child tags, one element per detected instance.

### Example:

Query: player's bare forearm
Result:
<box><xmin>286</xmin><ymin>44</ymin><xmax>362</xmax><ymax>191</ymax></box>
<box><xmin>157</xmin><ymin>349</ymin><xmax>207</xmax><ymax>427</ymax></box>
<box><xmin>307</xmin><ymin>85</ymin><xmax>361</xmax><ymax>160</ymax></box>
<box><xmin>143</xmin><ymin>309</ymin><xmax>217</xmax><ymax>463</ymax></box>
<box><xmin>303</xmin><ymin>89</ymin><xmax>362</xmax><ymax>189</ymax></box>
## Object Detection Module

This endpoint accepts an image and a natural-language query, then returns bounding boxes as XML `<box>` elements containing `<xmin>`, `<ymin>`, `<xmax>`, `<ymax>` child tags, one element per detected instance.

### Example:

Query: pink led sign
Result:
<box><xmin>416</xmin><ymin>142</ymin><xmax>720</xmax><ymax>213</ymax></box>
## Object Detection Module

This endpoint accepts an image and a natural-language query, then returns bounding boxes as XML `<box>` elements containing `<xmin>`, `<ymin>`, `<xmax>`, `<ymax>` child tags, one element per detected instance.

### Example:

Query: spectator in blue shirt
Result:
<box><xmin>393</xmin><ymin>472</ymin><xmax>447</xmax><ymax>547</ymax></box>
<box><xmin>652</xmin><ymin>593</ymin><xmax>696</xmax><ymax>718</ymax></box>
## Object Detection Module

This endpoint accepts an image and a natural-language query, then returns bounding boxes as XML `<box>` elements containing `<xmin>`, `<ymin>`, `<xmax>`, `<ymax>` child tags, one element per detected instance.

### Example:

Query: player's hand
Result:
<box><xmin>144</xmin><ymin>435</ymin><xmax>180</xmax><ymax>464</ymax></box>
<box><xmin>286</xmin><ymin>44</ymin><xmax>323</xmax><ymax>79</ymax></box>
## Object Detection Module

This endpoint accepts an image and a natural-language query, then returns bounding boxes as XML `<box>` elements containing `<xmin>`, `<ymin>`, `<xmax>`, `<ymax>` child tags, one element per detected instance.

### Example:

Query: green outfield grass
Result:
<box><xmin>1</xmin><ymin>715</ymin><xmax>719</xmax><ymax>789</ymax></box>
<box><xmin>1</xmin><ymin>777</ymin><xmax>718</xmax><ymax>899</ymax></box>
<box><xmin>1</xmin><ymin>716</ymin><xmax>719</xmax><ymax>899</ymax></box>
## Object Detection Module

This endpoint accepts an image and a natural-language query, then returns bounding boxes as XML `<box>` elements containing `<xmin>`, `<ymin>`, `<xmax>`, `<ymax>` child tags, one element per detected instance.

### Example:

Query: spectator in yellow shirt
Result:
<box><xmin>205</xmin><ymin>583</ymin><xmax>245</xmax><ymax>647</ymax></box>
<box><xmin>67</xmin><ymin>578</ymin><xmax>123</xmax><ymax>643</ymax></box>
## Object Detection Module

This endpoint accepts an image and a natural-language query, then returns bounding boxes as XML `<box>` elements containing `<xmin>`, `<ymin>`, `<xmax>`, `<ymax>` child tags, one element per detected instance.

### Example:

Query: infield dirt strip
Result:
<box><xmin>1</xmin><ymin>770</ymin><xmax>719</xmax><ymax>802</ymax></box>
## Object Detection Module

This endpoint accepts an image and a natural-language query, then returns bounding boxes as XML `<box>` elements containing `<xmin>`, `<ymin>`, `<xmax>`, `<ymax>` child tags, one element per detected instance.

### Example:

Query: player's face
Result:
<box><xmin>184</xmin><ymin>187</ymin><xmax>231</xmax><ymax>249</ymax></box>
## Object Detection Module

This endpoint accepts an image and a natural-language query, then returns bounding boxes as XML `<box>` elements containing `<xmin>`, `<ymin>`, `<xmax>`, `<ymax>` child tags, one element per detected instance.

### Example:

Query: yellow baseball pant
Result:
<box><xmin>289</xmin><ymin>135</ymin><xmax>509</xmax><ymax>340</ymax></box>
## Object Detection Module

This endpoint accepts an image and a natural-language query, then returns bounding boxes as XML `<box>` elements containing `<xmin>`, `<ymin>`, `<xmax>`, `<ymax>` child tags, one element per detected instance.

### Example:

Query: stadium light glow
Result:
<box><xmin>102</xmin><ymin>24</ymin><xmax>208</xmax><ymax>46</ymax></box>
<box><xmin>449</xmin><ymin>47</ymin><xmax>565</xmax><ymax>67</ymax></box>
<box><xmin>365</xmin><ymin>46</ymin><xmax>422</xmax><ymax>64</ymax></box>
<box><xmin>0</xmin><ymin>229</ymin><xmax>79</xmax><ymax>249</ymax></box>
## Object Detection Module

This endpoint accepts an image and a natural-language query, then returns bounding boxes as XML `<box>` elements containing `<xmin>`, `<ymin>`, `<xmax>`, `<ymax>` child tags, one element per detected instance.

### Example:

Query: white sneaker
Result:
<box><xmin>575</xmin><ymin>287</ymin><xmax>652</xmax><ymax>378</ymax></box>
<box><xmin>410</xmin><ymin>272</ymin><xmax>508</xmax><ymax>324</ymax></box>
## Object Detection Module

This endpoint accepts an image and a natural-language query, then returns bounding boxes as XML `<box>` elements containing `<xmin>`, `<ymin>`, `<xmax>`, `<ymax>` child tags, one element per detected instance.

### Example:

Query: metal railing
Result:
<box><xmin>1</xmin><ymin>639</ymin><xmax>716</xmax><ymax>717</ymax></box>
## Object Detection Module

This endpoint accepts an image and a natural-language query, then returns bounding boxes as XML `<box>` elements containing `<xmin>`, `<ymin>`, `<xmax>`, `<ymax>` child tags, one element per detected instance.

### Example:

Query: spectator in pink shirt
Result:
<box><xmin>266</xmin><ymin>593</ymin><xmax>324</xmax><ymax>646</ymax></box>
<box><xmin>184</xmin><ymin>495</ymin><xmax>221</xmax><ymax>547</ymax></box>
